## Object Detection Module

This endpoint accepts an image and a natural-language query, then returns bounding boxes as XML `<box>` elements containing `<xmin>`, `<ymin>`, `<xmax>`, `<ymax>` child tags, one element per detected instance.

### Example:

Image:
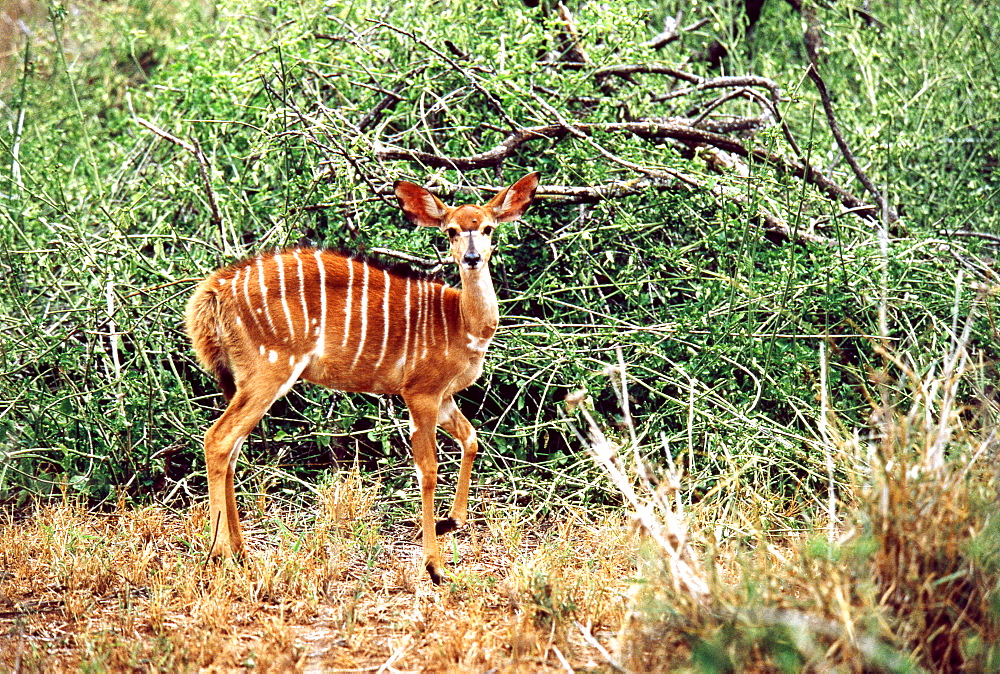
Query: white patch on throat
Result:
<box><xmin>466</xmin><ymin>332</ymin><xmax>491</xmax><ymax>352</ymax></box>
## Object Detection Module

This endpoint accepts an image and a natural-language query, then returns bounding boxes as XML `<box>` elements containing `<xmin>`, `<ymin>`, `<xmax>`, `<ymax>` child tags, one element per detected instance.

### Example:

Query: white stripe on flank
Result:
<box><xmin>413</xmin><ymin>278</ymin><xmax>424</xmax><ymax>363</ymax></box>
<box><xmin>293</xmin><ymin>249</ymin><xmax>309</xmax><ymax>334</ymax></box>
<box><xmin>256</xmin><ymin>256</ymin><xmax>277</xmax><ymax>336</ymax></box>
<box><xmin>374</xmin><ymin>269</ymin><xmax>391</xmax><ymax>370</ymax></box>
<box><xmin>350</xmin><ymin>262</ymin><xmax>370</xmax><ymax>370</ymax></box>
<box><xmin>342</xmin><ymin>257</ymin><xmax>354</xmax><ymax>348</ymax></box>
<box><xmin>401</xmin><ymin>276</ymin><xmax>412</xmax><ymax>369</ymax></box>
<box><xmin>275</xmin><ymin>253</ymin><xmax>294</xmax><ymax>341</ymax></box>
<box><xmin>231</xmin><ymin>269</ymin><xmax>240</xmax><ymax>302</ymax></box>
<box><xmin>419</xmin><ymin>279</ymin><xmax>430</xmax><ymax>360</ymax></box>
<box><xmin>314</xmin><ymin>249</ymin><xmax>327</xmax><ymax>357</ymax></box>
<box><xmin>242</xmin><ymin>263</ymin><xmax>264</xmax><ymax>333</ymax></box>
<box><xmin>439</xmin><ymin>284</ymin><xmax>449</xmax><ymax>356</ymax></box>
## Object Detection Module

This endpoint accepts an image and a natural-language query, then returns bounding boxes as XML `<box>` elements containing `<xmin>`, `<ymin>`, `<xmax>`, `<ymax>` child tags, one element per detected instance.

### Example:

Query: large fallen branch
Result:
<box><xmin>280</xmin><ymin>18</ymin><xmax>887</xmax><ymax>245</ymax></box>
<box><xmin>369</xmin><ymin>113</ymin><xmax>869</xmax><ymax>242</ymax></box>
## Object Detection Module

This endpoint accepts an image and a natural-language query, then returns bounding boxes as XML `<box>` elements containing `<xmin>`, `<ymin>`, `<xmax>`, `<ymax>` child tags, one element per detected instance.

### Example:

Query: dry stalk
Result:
<box><xmin>564</xmin><ymin>358</ymin><xmax>709</xmax><ymax>602</ymax></box>
<box><xmin>802</xmin><ymin>5</ymin><xmax>897</xmax><ymax>224</ymax></box>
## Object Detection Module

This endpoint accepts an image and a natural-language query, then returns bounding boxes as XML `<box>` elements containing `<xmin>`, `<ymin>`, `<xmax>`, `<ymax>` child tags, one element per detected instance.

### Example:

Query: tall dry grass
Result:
<box><xmin>578</xmin><ymin>285</ymin><xmax>1000</xmax><ymax>671</ymax></box>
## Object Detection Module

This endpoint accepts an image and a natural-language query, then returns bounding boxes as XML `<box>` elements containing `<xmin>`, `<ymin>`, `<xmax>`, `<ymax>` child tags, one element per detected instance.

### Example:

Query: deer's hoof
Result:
<box><xmin>426</xmin><ymin>561</ymin><xmax>444</xmax><ymax>585</ymax></box>
<box><xmin>435</xmin><ymin>516</ymin><xmax>460</xmax><ymax>536</ymax></box>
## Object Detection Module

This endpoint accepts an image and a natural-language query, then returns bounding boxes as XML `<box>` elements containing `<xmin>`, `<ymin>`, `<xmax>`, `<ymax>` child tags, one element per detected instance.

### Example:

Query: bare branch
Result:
<box><xmin>374</xmin><ymin>119</ymin><xmax>749</xmax><ymax>170</ymax></box>
<box><xmin>644</xmin><ymin>16</ymin><xmax>711</xmax><ymax>50</ymax></box>
<box><xmin>133</xmin><ymin>115</ymin><xmax>222</xmax><ymax>235</ymax></box>
<box><xmin>803</xmin><ymin>6</ymin><xmax>897</xmax><ymax>224</ymax></box>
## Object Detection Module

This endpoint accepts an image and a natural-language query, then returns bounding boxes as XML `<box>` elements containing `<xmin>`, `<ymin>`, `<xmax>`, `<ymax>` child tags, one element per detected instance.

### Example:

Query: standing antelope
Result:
<box><xmin>185</xmin><ymin>172</ymin><xmax>539</xmax><ymax>584</ymax></box>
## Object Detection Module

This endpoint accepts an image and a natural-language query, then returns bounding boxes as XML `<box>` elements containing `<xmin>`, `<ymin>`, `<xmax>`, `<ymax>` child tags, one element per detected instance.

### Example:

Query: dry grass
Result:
<box><xmin>0</xmin><ymin>474</ymin><xmax>634</xmax><ymax>672</ymax></box>
<box><xmin>599</xmin><ymin>316</ymin><xmax>1000</xmax><ymax>671</ymax></box>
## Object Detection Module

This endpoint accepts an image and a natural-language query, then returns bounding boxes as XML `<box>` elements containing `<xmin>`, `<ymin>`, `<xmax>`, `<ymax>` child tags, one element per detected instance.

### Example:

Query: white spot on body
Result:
<box><xmin>268</xmin><ymin>349</ymin><xmax>278</xmax><ymax>363</ymax></box>
<box><xmin>259</xmin><ymin>344</ymin><xmax>266</xmax><ymax>356</ymax></box>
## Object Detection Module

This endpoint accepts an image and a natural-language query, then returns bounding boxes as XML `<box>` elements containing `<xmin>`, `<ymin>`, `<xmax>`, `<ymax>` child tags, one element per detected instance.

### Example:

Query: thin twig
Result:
<box><xmin>133</xmin><ymin>115</ymin><xmax>223</xmax><ymax>236</ymax></box>
<box><xmin>940</xmin><ymin>229</ymin><xmax>1000</xmax><ymax>244</ymax></box>
<box><xmin>369</xmin><ymin>247</ymin><xmax>442</xmax><ymax>270</ymax></box>
<box><xmin>369</xmin><ymin>19</ymin><xmax>518</xmax><ymax>129</ymax></box>
<box><xmin>575</xmin><ymin>620</ymin><xmax>626</xmax><ymax>673</ymax></box>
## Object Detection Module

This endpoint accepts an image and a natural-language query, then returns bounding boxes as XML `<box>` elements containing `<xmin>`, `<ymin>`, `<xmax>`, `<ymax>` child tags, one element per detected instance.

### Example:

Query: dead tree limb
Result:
<box><xmin>803</xmin><ymin>6</ymin><xmax>897</xmax><ymax>224</ymax></box>
<box><xmin>374</xmin><ymin>120</ymin><xmax>750</xmax><ymax>169</ymax></box>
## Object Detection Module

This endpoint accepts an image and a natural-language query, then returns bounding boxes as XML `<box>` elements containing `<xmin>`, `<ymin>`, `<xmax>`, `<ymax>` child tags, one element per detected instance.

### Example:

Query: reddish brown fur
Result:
<box><xmin>188</xmin><ymin>250</ymin><xmax>462</xmax><ymax>397</ymax></box>
<box><xmin>186</xmin><ymin>172</ymin><xmax>540</xmax><ymax>584</ymax></box>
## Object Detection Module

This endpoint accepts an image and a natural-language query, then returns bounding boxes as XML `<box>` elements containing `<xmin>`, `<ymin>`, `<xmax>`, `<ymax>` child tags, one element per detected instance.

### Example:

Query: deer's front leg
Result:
<box><xmin>405</xmin><ymin>392</ymin><xmax>444</xmax><ymax>584</ymax></box>
<box><xmin>436</xmin><ymin>396</ymin><xmax>478</xmax><ymax>535</ymax></box>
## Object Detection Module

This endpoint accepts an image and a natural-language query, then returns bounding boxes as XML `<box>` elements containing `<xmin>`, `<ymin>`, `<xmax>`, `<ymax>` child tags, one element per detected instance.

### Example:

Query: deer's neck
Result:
<box><xmin>458</xmin><ymin>265</ymin><xmax>499</xmax><ymax>343</ymax></box>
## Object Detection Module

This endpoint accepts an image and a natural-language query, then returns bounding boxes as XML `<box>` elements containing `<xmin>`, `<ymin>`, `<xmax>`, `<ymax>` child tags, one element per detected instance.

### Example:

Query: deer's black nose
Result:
<box><xmin>463</xmin><ymin>249</ymin><xmax>482</xmax><ymax>268</ymax></box>
<box><xmin>463</xmin><ymin>236</ymin><xmax>482</xmax><ymax>268</ymax></box>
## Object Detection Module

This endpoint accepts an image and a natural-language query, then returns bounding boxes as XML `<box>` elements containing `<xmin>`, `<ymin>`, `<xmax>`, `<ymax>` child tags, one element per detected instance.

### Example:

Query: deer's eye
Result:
<box><xmin>482</xmin><ymin>226</ymin><xmax>494</xmax><ymax>237</ymax></box>
<box><xmin>446</xmin><ymin>227</ymin><xmax>460</xmax><ymax>239</ymax></box>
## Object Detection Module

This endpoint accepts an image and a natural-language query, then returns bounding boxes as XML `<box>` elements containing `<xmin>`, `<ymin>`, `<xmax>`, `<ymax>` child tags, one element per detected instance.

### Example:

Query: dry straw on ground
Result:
<box><xmin>0</xmin><ymin>476</ymin><xmax>634</xmax><ymax>672</ymax></box>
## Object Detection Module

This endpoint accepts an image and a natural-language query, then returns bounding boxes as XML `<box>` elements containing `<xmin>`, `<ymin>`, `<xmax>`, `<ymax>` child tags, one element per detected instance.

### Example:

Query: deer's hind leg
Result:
<box><xmin>204</xmin><ymin>358</ymin><xmax>304</xmax><ymax>558</ymax></box>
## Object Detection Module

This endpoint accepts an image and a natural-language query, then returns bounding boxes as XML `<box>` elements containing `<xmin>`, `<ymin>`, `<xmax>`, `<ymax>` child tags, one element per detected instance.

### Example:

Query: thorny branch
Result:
<box><xmin>276</xmin><ymin>18</ymin><xmax>892</xmax><ymax>245</ymax></box>
<box><xmin>133</xmin><ymin>115</ymin><xmax>222</xmax><ymax>236</ymax></box>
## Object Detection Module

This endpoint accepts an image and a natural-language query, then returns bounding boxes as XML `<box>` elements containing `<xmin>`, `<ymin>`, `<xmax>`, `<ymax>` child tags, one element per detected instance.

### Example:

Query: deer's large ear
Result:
<box><xmin>485</xmin><ymin>172</ymin><xmax>540</xmax><ymax>223</ymax></box>
<box><xmin>394</xmin><ymin>181</ymin><xmax>451</xmax><ymax>228</ymax></box>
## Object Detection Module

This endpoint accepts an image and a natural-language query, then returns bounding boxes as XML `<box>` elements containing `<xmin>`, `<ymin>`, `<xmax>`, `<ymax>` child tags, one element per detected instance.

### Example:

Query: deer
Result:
<box><xmin>184</xmin><ymin>172</ymin><xmax>540</xmax><ymax>584</ymax></box>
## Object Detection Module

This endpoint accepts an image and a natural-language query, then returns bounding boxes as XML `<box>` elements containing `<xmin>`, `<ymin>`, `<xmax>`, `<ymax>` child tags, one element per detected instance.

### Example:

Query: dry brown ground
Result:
<box><xmin>0</xmin><ymin>485</ymin><xmax>634</xmax><ymax>672</ymax></box>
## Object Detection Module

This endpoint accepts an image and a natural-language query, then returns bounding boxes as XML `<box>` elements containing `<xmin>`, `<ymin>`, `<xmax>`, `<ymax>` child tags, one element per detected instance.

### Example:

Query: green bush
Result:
<box><xmin>0</xmin><ymin>0</ymin><xmax>996</xmax><ymax>533</ymax></box>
